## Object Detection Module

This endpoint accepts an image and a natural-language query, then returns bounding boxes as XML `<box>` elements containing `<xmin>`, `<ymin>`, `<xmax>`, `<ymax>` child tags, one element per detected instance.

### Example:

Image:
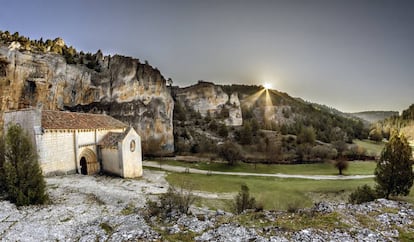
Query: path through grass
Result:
<box><xmin>156</xmin><ymin>160</ymin><xmax>376</xmax><ymax>176</ymax></box>
<box><xmin>166</xmin><ymin>172</ymin><xmax>377</xmax><ymax>211</ymax></box>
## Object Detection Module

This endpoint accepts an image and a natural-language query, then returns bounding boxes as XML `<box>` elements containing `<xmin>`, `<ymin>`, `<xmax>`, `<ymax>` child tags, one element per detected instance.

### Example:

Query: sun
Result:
<box><xmin>263</xmin><ymin>83</ymin><xmax>272</xmax><ymax>90</ymax></box>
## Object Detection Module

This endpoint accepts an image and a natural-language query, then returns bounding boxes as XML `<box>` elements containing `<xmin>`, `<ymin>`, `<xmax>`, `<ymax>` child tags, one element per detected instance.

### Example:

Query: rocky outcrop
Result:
<box><xmin>175</xmin><ymin>81</ymin><xmax>242</xmax><ymax>126</ymax></box>
<box><xmin>0</xmin><ymin>44</ymin><xmax>173</xmax><ymax>154</ymax></box>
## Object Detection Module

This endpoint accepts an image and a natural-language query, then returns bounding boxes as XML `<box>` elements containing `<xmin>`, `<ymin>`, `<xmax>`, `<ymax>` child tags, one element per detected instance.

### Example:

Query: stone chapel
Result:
<box><xmin>3</xmin><ymin>108</ymin><xmax>142</xmax><ymax>178</ymax></box>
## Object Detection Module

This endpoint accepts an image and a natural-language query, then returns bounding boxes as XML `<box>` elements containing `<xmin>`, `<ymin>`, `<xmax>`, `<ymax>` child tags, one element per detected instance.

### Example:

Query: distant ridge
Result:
<box><xmin>351</xmin><ymin>111</ymin><xmax>398</xmax><ymax>124</ymax></box>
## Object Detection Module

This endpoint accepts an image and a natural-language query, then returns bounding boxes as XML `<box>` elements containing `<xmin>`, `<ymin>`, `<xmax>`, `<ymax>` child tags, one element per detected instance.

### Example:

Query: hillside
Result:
<box><xmin>367</xmin><ymin>104</ymin><xmax>414</xmax><ymax>151</ymax></box>
<box><xmin>220</xmin><ymin>84</ymin><xmax>367</xmax><ymax>141</ymax></box>
<box><xmin>351</xmin><ymin>111</ymin><xmax>398</xmax><ymax>124</ymax></box>
<box><xmin>172</xmin><ymin>82</ymin><xmax>369</xmax><ymax>163</ymax></box>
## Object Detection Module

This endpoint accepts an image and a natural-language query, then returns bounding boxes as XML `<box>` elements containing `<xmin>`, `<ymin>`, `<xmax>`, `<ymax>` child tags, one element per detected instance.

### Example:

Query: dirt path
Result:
<box><xmin>143</xmin><ymin>161</ymin><xmax>375</xmax><ymax>180</ymax></box>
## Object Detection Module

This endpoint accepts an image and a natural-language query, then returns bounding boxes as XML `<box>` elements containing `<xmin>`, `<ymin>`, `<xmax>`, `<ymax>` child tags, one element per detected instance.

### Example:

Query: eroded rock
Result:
<box><xmin>0</xmin><ymin>45</ymin><xmax>173</xmax><ymax>154</ymax></box>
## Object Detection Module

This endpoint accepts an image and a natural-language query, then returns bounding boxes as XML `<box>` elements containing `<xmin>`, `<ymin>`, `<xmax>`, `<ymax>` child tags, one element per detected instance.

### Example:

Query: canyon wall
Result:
<box><xmin>0</xmin><ymin>44</ymin><xmax>173</xmax><ymax>154</ymax></box>
<box><xmin>175</xmin><ymin>81</ymin><xmax>242</xmax><ymax>126</ymax></box>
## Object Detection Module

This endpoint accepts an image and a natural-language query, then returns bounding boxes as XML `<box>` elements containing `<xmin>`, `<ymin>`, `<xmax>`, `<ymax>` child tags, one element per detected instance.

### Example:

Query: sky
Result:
<box><xmin>1</xmin><ymin>0</ymin><xmax>413</xmax><ymax>113</ymax></box>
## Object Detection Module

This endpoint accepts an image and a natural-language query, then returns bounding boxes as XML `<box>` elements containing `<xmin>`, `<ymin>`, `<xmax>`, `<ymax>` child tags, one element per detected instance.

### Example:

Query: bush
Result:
<box><xmin>218</xmin><ymin>123</ymin><xmax>228</xmax><ymax>138</ymax></box>
<box><xmin>145</xmin><ymin>199</ymin><xmax>162</xmax><ymax>218</ymax></box>
<box><xmin>349</xmin><ymin>185</ymin><xmax>378</xmax><ymax>204</ymax></box>
<box><xmin>147</xmin><ymin>186</ymin><xmax>196</xmax><ymax>218</ymax></box>
<box><xmin>286</xmin><ymin>200</ymin><xmax>302</xmax><ymax>213</ymax></box>
<box><xmin>234</xmin><ymin>184</ymin><xmax>256</xmax><ymax>214</ymax></box>
<box><xmin>311</xmin><ymin>145</ymin><xmax>338</xmax><ymax>161</ymax></box>
<box><xmin>218</xmin><ymin>141</ymin><xmax>242</xmax><ymax>166</ymax></box>
<box><xmin>208</xmin><ymin>119</ymin><xmax>218</xmax><ymax>131</ymax></box>
<box><xmin>1</xmin><ymin>124</ymin><xmax>48</xmax><ymax>206</ymax></box>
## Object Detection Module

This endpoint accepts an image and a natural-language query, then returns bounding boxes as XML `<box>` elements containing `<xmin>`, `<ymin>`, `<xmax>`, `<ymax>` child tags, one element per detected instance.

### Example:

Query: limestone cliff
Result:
<box><xmin>0</xmin><ymin>44</ymin><xmax>174</xmax><ymax>155</ymax></box>
<box><xmin>174</xmin><ymin>81</ymin><xmax>242</xmax><ymax>126</ymax></box>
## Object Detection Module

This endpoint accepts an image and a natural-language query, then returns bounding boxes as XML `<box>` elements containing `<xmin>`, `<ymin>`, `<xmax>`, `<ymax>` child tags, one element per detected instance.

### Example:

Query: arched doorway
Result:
<box><xmin>80</xmin><ymin>157</ymin><xmax>88</xmax><ymax>175</ymax></box>
<box><xmin>78</xmin><ymin>148</ymin><xmax>99</xmax><ymax>175</ymax></box>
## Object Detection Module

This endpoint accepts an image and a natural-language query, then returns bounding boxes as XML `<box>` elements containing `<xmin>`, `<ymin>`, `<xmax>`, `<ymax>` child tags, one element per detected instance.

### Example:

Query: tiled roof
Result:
<box><xmin>41</xmin><ymin>110</ymin><xmax>128</xmax><ymax>130</ymax></box>
<box><xmin>99</xmin><ymin>132</ymin><xmax>127</xmax><ymax>147</ymax></box>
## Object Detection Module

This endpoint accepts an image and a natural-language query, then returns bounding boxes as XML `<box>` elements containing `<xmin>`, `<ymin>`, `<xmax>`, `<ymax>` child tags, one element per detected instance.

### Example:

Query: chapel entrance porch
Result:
<box><xmin>78</xmin><ymin>148</ymin><xmax>100</xmax><ymax>175</ymax></box>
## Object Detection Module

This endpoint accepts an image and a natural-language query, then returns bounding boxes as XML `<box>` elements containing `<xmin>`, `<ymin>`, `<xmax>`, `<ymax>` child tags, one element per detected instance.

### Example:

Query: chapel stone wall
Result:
<box><xmin>37</xmin><ymin>131</ymin><xmax>76</xmax><ymax>175</ymax></box>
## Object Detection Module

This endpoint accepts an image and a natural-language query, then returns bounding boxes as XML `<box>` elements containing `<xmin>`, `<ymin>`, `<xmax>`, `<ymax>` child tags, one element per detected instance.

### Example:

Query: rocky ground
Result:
<box><xmin>0</xmin><ymin>171</ymin><xmax>168</xmax><ymax>241</ymax></box>
<box><xmin>0</xmin><ymin>170</ymin><xmax>413</xmax><ymax>241</ymax></box>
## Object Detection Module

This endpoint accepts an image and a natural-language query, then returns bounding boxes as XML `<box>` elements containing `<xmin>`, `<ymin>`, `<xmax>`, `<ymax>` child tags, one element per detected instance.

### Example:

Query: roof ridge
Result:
<box><xmin>41</xmin><ymin>110</ymin><xmax>128</xmax><ymax>130</ymax></box>
<box><xmin>42</xmin><ymin>110</ymin><xmax>111</xmax><ymax>117</ymax></box>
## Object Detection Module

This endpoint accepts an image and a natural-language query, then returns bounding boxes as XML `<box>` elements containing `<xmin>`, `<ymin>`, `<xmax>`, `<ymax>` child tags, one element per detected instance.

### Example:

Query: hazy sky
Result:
<box><xmin>1</xmin><ymin>0</ymin><xmax>413</xmax><ymax>112</ymax></box>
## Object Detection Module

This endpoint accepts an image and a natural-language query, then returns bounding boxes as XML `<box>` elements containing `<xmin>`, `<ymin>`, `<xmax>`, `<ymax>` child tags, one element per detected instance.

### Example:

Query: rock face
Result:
<box><xmin>175</xmin><ymin>81</ymin><xmax>242</xmax><ymax>126</ymax></box>
<box><xmin>0</xmin><ymin>45</ymin><xmax>174</xmax><ymax>154</ymax></box>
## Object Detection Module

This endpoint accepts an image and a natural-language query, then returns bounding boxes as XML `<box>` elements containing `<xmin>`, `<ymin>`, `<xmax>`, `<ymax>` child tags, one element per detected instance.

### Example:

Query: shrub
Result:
<box><xmin>145</xmin><ymin>199</ymin><xmax>162</xmax><ymax>218</ymax></box>
<box><xmin>218</xmin><ymin>141</ymin><xmax>242</xmax><ymax>166</ymax></box>
<box><xmin>218</xmin><ymin>123</ymin><xmax>228</xmax><ymax>138</ymax></box>
<box><xmin>286</xmin><ymin>200</ymin><xmax>302</xmax><ymax>213</ymax></box>
<box><xmin>343</xmin><ymin>144</ymin><xmax>367</xmax><ymax>160</ymax></box>
<box><xmin>234</xmin><ymin>184</ymin><xmax>256</xmax><ymax>214</ymax></box>
<box><xmin>208</xmin><ymin>119</ymin><xmax>218</xmax><ymax>131</ymax></box>
<box><xmin>311</xmin><ymin>145</ymin><xmax>338</xmax><ymax>160</ymax></box>
<box><xmin>100</xmin><ymin>222</ymin><xmax>113</xmax><ymax>235</ymax></box>
<box><xmin>1</xmin><ymin>124</ymin><xmax>48</xmax><ymax>206</ymax></box>
<box><xmin>147</xmin><ymin>186</ymin><xmax>196</xmax><ymax>218</ymax></box>
<box><xmin>349</xmin><ymin>185</ymin><xmax>378</xmax><ymax>204</ymax></box>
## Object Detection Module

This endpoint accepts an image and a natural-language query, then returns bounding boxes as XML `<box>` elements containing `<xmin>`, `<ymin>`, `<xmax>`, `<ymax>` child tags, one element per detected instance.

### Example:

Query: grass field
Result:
<box><xmin>156</xmin><ymin>159</ymin><xmax>376</xmax><ymax>175</ymax></box>
<box><xmin>165</xmin><ymin>172</ymin><xmax>414</xmax><ymax>211</ymax></box>
<box><xmin>166</xmin><ymin>172</ymin><xmax>379</xmax><ymax>211</ymax></box>
<box><xmin>353</xmin><ymin>139</ymin><xmax>385</xmax><ymax>157</ymax></box>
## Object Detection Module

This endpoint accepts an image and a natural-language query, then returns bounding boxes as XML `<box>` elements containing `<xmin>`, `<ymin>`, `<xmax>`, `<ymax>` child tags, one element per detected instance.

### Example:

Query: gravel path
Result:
<box><xmin>144</xmin><ymin>161</ymin><xmax>375</xmax><ymax>180</ymax></box>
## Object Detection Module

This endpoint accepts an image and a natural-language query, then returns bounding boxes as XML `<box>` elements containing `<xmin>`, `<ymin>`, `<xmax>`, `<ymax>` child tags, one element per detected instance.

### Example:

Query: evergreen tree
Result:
<box><xmin>1</xmin><ymin>124</ymin><xmax>48</xmax><ymax>206</ymax></box>
<box><xmin>218</xmin><ymin>123</ymin><xmax>228</xmax><ymax>138</ymax></box>
<box><xmin>297</xmin><ymin>126</ymin><xmax>316</xmax><ymax>144</ymax></box>
<box><xmin>375</xmin><ymin>132</ymin><xmax>414</xmax><ymax>199</ymax></box>
<box><xmin>239</xmin><ymin>121</ymin><xmax>253</xmax><ymax>145</ymax></box>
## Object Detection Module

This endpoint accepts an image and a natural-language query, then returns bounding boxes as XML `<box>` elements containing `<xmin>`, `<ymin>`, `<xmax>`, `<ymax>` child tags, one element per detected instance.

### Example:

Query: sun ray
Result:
<box><xmin>264</xmin><ymin>89</ymin><xmax>275</xmax><ymax>126</ymax></box>
<box><xmin>241</xmin><ymin>88</ymin><xmax>266</xmax><ymax>108</ymax></box>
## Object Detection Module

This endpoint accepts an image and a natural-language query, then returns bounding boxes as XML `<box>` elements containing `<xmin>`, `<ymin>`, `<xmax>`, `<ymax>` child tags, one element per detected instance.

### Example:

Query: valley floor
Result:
<box><xmin>0</xmin><ymin>170</ymin><xmax>413</xmax><ymax>241</ymax></box>
<box><xmin>143</xmin><ymin>161</ymin><xmax>375</xmax><ymax>180</ymax></box>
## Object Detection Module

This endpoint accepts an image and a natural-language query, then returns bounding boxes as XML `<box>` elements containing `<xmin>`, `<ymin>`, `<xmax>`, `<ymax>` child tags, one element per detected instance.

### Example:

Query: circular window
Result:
<box><xmin>130</xmin><ymin>140</ymin><xmax>136</xmax><ymax>152</ymax></box>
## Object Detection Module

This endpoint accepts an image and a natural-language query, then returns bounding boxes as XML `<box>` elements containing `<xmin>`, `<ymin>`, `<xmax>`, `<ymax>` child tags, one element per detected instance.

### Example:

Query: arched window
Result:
<box><xmin>130</xmin><ymin>140</ymin><xmax>136</xmax><ymax>152</ymax></box>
